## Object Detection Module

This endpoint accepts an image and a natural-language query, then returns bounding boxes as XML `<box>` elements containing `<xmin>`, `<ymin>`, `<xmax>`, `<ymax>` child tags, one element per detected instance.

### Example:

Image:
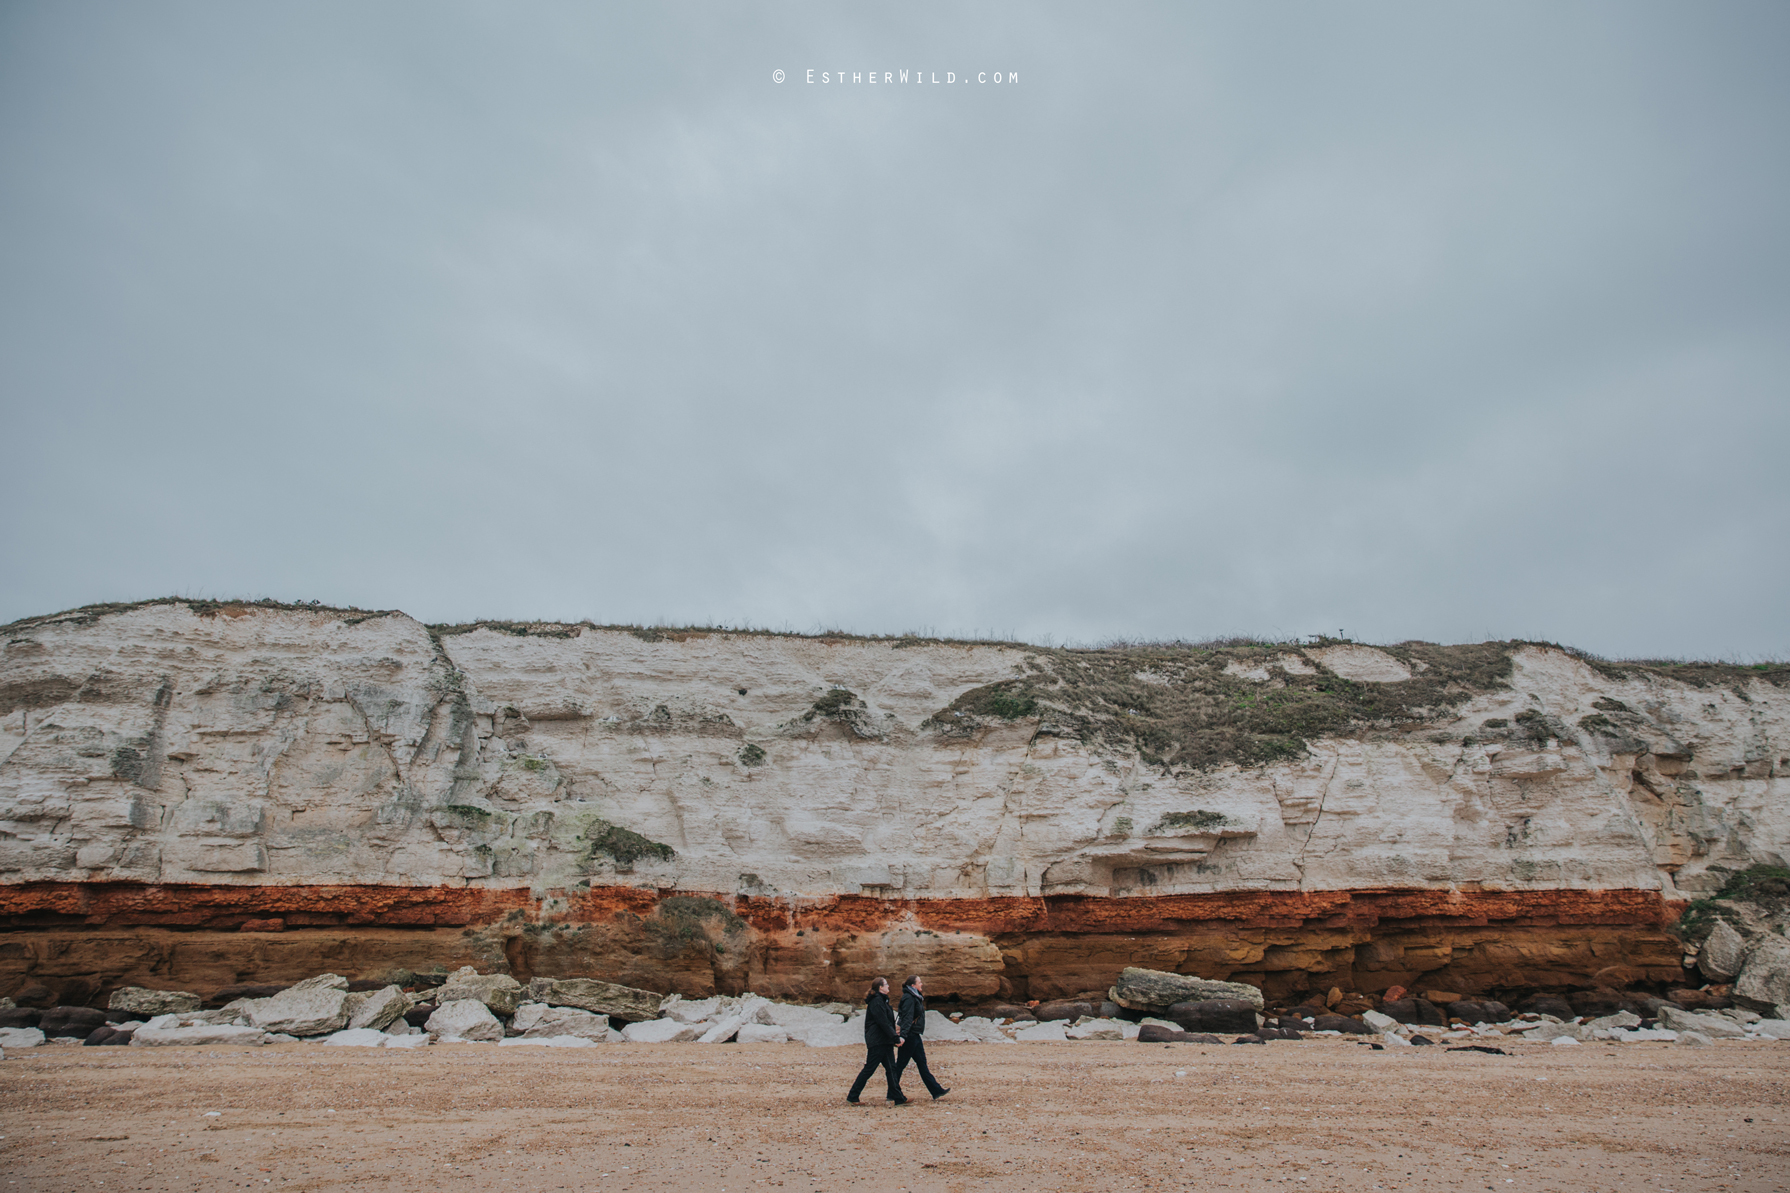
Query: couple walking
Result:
<box><xmin>846</xmin><ymin>975</ymin><xmax>949</xmax><ymax>1104</ymax></box>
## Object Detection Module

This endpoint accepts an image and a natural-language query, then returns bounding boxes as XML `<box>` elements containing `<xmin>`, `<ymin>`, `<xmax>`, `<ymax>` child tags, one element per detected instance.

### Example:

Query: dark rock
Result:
<box><xmin>402</xmin><ymin>1005</ymin><xmax>435</xmax><ymax>1028</ymax></box>
<box><xmin>1183</xmin><ymin>1033</ymin><xmax>1224</xmax><ymax>1044</ymax></box>
<box><xmin>11</xmin><ymin>984</ymin><xmax>56</xmax><ymax>1009</ymax></box>
<box><xmin>0</xmin><ymin>1008</ymin><xmax>44</xmax><ymax>1028</ymax></box>
<box><xmin>1447</xmin><ymin>1045</ymin><xmax>1508</xmax><ymax>1055</ymax></box>
<box><xmin>1479</xmin><ymin>1000</ymin><xmax>1512</xmax><ymax>1022</ymax></box>
<box><xmin>1568</xmin><ymin>988</ymin><xmax>1626</xmax><ymax>1017</ymax></box>
<box><xmin>40</xmin><ymin>1007</ymin><xmax>109</xmax><ymax>1037</ymax></box>
<box><xmin>83</xmin><ymin>1026</ymin><xmax>118</xmax><ymax>1046</ymax></box>
<box><xmin>345</xmin><ymin>980</ymin><xmax>392</xmax><ymax>993</ymax></box>
<box><xmin>1258</xmin><ymin>1028</ymin><xmax>1304</xmax><ymax>1041</ymax></box>
<box><xmin>1098</xmin><ymin>1001</ymin><xmax>1123</xmax><ymax>1020</ymax></box>
<box><xmin>1450</xmin><ymin>1001</ymin><xmax>1494</xmax><ymax>1025</ymax></box>
<box><xmin>1166</xmin><ymin>999</ymin><xmax>1259</xmax><ymax>1034</ymax></box>
<box><xmin>1668</xmin><ymin>988</ymin><xmax>1731</xmax><ymax>1010</ymax></box>
<box><xmin>1309</xmin><ymin>1014</ymin><xmax>1373</xmax><ymax>1035</ymax></box>
<box><xmin>1233</xmin><ymin>1034</ymin><xmax>1266</xmax><ymax>1045</ymax></box>
<box><xmin>1034</xmin><ymin>1000</ymin><xmax>1099</xmax><ymax>1022</ymax></box>
<box><xmin>1368</xmin><ymin>1042</ymin><xmax>1384</xmax><ymax>1050</ymax></box>
<box><xmin>1287</xmin><ymin>1003</ymin><xmax>1328</xmax><ymax>1021</ymax></box>
<box><xmin>208</xmin><ymin>983</ymin><xmax>289</xmax><ymax>1007</ymax></box>
<box><xmin>1519</xmin><ymin>994</ymin><xmax>1575</xmax><ymax>1019</ymax></box>
<box><xmin>97</xmin><ymin>1028</ymin><xmax>134</xmax><ymax>1045</ymax></box>
<box><xmin>982</xmin><ymin>1004</ymin><xmax>1035</xmax><ymax>1022</ymax></box>
<box><xmin>1136</xmin><ymin>1024</ymin><xmax>1189</xmax><ymax>1043</ymax></box>
<box><xmin>1409</xmin><ymin>1034</ymin><xmax>1436</xmax><ymax>1045</ymax></box>
<box><xmin>1381</xmin><ymin>998</ymin><xmax>1448</xmax><ymax>1026</ymax></box>
<box><xmin>1624</xmin><ymin>994</ymin><xmax>1674</xmax><ymax>1018</ymax></box>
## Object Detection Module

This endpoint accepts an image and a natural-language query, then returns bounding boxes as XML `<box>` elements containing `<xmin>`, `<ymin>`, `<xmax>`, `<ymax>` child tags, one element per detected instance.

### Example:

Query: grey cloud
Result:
<box><xmin>1</xmin><ymin>2</ymin><xmax>1785</xmax><ymax>658</ymax></box>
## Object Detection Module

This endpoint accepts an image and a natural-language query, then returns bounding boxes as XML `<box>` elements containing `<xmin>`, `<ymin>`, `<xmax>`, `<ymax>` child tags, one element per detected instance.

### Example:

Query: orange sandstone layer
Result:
<box><xmin>0</xmin><ymin>883</ymin><xmax>1688</xmax><ymax>1008</ymax></box>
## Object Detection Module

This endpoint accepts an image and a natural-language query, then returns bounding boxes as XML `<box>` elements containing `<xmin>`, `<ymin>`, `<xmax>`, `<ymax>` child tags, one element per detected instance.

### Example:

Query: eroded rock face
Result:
<box><xmin>1699</xmin><ymin>920</ymin><xmax>1747</xmax><ymax>981</ymax></box>
<box><xmin>526</xmin><ymin>977</ymin><xmax>662</xmax><ymax>1021</ymax></box>
<box><xmin>438</xmin><ymin>967</ymin><xmax>521</xmax><ymax>1015</ymax></box>
<box><xmin>242</xmin><ymin>974</ymin><xmax>350</xmax><ymax>1037</ymax></box>
<box><xmin>425</xmin><ymin>999</ymin><xmax>502</xmax><ymax>1042</ymax></box>
<box><xmin>1111</xmin><ymin>967</ymin><xmax>1264</xmax><ymax>1010</ymax></box>
<box><xmin>107</xmin><ymin>987</ymin><xmax>200</xmax><ymax>1016</ymax></box>
<box><xmin>1736</xmin><ymin>935</ymin><xmax>1790</xmax><ymax>1008</ymax></box>
<box><xmin>1</xmin><ymin>602</ymin><xmax>1786</xmax><ymax>1003</ymax></box>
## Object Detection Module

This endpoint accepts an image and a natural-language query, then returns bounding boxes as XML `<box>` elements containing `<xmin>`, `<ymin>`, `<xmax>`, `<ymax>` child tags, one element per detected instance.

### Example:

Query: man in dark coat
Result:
<box><xmin>846</xmin><ymin>977</ymin><xmax>907</xmax><ymax>1104</ymax></box>
<box><xmin>893</xmin><ymin>975</ymin><xmax>949</xmax><ymax>1099</ymax></box>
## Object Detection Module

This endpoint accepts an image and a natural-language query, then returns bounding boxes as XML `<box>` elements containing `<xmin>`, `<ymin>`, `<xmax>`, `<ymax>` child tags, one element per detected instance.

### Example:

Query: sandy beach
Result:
<box><xmin>2</xmin><ymin>1037</ymin><xmax>1787</xmax><ymax>1192</ymax></box>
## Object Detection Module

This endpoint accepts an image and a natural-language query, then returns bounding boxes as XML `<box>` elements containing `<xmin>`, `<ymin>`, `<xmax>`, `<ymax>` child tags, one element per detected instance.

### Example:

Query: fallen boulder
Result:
<box><xmin>526</xmin><ymin>977</ymin><xmax>663</xmax><ymax>1022</ymax></box>
<box><xmin>1014</xmin><ymin>1021</ymin><xmax>1069</xmax><ymax>1042</ymax></box>
<box><xmin>0</xmin><ymin>1027</ymin><xmax>45</xmax><ymax>1049</ymax></box>
<box><xmin>660</xmin><ymin>995</ymin><xmax>725</xmax><ymax>1024</ymax></box>
<box><xmin>1136</xmin><ymin>1024</ymin><xmax>1188</xmax><ymax>1043</ymax></box>
<box><xmin>512</xmin><ymin>1003</ymin><xmax>611</xmax><ymax>1042</ymax></box>
<box><xmin>1362</xmin><ymin>1010</ymin><xmax>1400</xmax><ymax>1033</ymax></box>
<box><xmin>1034</xmin><ymin>1000</ymin><xmax>1100</xmax><ymax>1022</ymax></box>
<box><xmin>324</xmin><ymin>1028</ymin><xmax>392</xmax><ymax>1048</ymax></box>
<box><xmin>131</xmin><ymin>1024</ymin><xmax>267</xmax><ymax>1047</ymax></box>
<box><xmin>107</xmin><ymin>987</ymin><xmax>202</xmax><ymax>1016</ymax></box>
<box><xmin>782</xmin><ymin>1017</ymin><xmax>861</xmax><ymax>1047</ymax></box>
<box><xmin>761</xmin><ymin>1003</ymin><xmax>845</xmax><ymax>1029</ymax></box>
<box><xmin>1309</xmin><ymin>1014</ymin><xmax>1373</xmax><ymax>1035</ymax></box>
<box><xmin>698</xmin><ymin>996</ymin><xmax>773</xmax><ymax>1044</ymax></box>
<box><xmin>0</xmin><ymin>1008</ymin><xmax>40</xmax><ymax>1029</ymax></box>
<box><xmin>1699</xmin><ymin>920</ymin><xmax>1747</xmax><ymax>982</ymax></box>
<box><xmin>1449</xmin><ymin>1000</ymin><xmax>1511</xmax><ymax>1025</ymax></box>
<box><xmin>1110</xmin><ymin>968</ymin><xmax>1264</xmax><ymax>1012</ymax></box>
<box><xmin>1659</xmin><ymin>1006</ymin><xmax>1747</xmax><ymax>1039</ymax></box>
<box><xmin>438</xmin><ymin>968</ymin><xmax>523</xmax><ymax>1016</ymax></box>
<box><xmin>620</xmin><ymin>1018</ymin><xmax>699</xmax><ymax>1044</ymax></box>
<box><xmin>344</xmin><ymin>986</ymin><xmax>412</xmax><ymax>1033</ymax></box>
<box><xmin>40</xmin><ymin>1007</ymin><xmax>109</xmax><ymax>1038</ymax></box>
<box><xmin>499</xmin><ymin>1035</ymin><xmax>598</xmax><ymax>1048</ymax></box>
<box><xmin>1166</xmin><ymin>999</ymin><xmax>1259</xmax><ymax>1035</ymax></box>
<box><xmin>425</xmin><ymin>999</ymin><xmax>503</xmax><ymax>1043</ymax></box>
<box><xmin>1518</xmin><ymin>994</ymin><xmax>1575</xmax><ymax>1019</ymax></box>
<box><xmin>207</xmin><ymin>984</ymin><xmax>288</xmax><ymax>1006</ymax></box>
<box><xmin>1382</xmin><ymin>999</ymin><xmax>1449</xmax><ymax>1027</ymax></box>
<box><xmin>735</xmin><ymin>1024</ymin><xmax>790</xmax><ymax>1044</ymax></box>
<box><xmin>242</xmin><ymin>975</ymin><xmax>351</xmax><ymax>1037</ymax></box>
<box><xmin>1735</xmin><ymin>935</ymin><xmax>1790</xmax><ymax>1009</ymax></box>
<box><xmin>1065</xmin><ymin>1019</ymin><xmax>1125</xmax><ymax>1041</ymax></box>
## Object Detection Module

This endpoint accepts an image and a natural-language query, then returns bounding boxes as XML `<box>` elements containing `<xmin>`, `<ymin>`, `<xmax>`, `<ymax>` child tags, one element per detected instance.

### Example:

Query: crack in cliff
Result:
<box><xmin>1291</xmin><ymin>750</ymin><xmax>1343</xmax><ymax>891</ymax></box>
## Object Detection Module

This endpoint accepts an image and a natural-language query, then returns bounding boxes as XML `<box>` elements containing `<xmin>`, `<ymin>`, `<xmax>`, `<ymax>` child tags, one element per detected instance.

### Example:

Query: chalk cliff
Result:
<box><xmin>2</xmin><ymin>600</ymin><xmax>1785</xmax><ymax>1006</ymax></box>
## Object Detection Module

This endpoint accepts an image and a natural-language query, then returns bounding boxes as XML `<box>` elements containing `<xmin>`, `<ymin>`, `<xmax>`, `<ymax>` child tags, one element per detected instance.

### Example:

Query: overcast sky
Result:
<box><xmin>1</xmin><ymin>3</ymin><xmax>1785</xmax><ymax>658</ymax></box>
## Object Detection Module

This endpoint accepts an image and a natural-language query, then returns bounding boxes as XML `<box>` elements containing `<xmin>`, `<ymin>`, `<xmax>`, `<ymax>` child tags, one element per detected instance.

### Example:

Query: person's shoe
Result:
<box><xmin>932</xmin><ymin>1088</ymin><xmax>951</xmax><ymax>1100</ymax></box>
<box><xmin>889</xmin><ymin>1095</ymin><xmax>911</xmax><ymax>1104</ymax></box>
<box><xmin>846</xmin><ymin>1097</ymin><xmax>861</xmax><ymax>1104</ymax></box>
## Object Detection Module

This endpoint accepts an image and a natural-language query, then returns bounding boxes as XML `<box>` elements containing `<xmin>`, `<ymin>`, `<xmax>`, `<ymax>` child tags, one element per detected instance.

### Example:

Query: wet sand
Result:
<box><xmin>2</xmin><ymin>1037</ymin><xmax>1786</xmax><ymax>1192</ymax></box>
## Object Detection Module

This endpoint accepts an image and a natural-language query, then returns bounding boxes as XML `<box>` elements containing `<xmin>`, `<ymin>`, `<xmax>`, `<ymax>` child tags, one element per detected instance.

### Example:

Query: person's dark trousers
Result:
<box><xmin>847</xmin><ymin>1043</ymin><xmax>903</xmax><ymax>1101</ymax></box>
<box><xmin>893</xmin><ymin>1035</ymin><xmax>946</xmax><ymax>1097</ymax></box>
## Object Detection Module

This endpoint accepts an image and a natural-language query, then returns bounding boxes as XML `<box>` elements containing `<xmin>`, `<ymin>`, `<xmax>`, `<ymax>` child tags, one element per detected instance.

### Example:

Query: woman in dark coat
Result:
<box><xmin>893</xmin><ymin>975</ymin><xmax>948</xmax><ymax>1099</ymax></box>
<box><xmin>846</xmin><ymin>976</ymin><xmax>907</xmax><ymax>1104</ymax></box>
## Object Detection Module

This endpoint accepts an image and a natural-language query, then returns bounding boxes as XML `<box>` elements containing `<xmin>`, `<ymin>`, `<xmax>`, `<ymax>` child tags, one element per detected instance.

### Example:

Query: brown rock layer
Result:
<box><xmin>0</xmin><ymin>882</ymin><xmax>1687</xmax><ymax>1007</ymax></box>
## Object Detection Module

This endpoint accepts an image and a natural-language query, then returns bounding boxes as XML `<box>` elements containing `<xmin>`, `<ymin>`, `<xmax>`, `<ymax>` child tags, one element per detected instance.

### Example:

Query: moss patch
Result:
<box><xmin>929</xmin><ymin>639</ymin><xmax>1519</xmax><ymax>771</ymax></box>
<box><xmin>1672</xmin><ymin>864</ymin><xmax>1790</xmax><ymax>943</ymax></box>
<box><xmin>587</xmin><ymin>821</ymin><xmax>675</xmax><ymax>867</ymax></box>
